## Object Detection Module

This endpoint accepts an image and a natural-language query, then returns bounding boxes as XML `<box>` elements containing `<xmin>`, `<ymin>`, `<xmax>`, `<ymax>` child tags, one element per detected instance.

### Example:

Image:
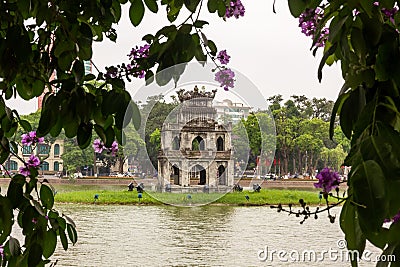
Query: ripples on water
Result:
<box><xmin>48</xmin><ymin>204</ymin><xmax>380</xmax><ymax>267</ymax></box>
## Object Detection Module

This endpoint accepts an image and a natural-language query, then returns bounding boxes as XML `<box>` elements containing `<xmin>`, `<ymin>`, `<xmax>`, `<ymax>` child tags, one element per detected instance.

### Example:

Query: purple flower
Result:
<box><xmin>19</xmin><ymin>166</ymin><xmax>31</xmax><ymax>176</ymax></box>
<box><xmin>128</xmin><ymin>44</ymin><xmax>150</xmax><ymax>60</ymax></box>
<box><xmin>314</xmin><ymin>168</ymin><xmax>341</xmax><ymax>193</ymax></box>
<box><xmin>110</xmin><ymin>141</ymin><xmax>119</xmax><ymax>156</ymax></box>
<box><xmin>215</xmin><ymin>68</ymin><xmax>235</xmax><ymax>91</ymax></box>
<box><xmin>382</xmin><ymin>6</ymin><xmax>399</xmax><ymax>24</ymax></box>
<box><xmin>393</xmin><ymin>211</ymin><xmax>400</xmax><ymax>224</ymax></box>
<box><xmin>374</xmin><ymin>1</ymin><xmax>380</xmax><ymax>6</ymax></box>
<box><xmin>315</xmin><ymin>28</ymin><xmax>329</xmax><ymax>47</ymax></box>
<box><xmin>126</xmin><ymin>44</ymin><xmax>151</xmax><ymax>79</ymax></box>
<box><xmin>27</xmin><ymin>154</ymin><xmax>40</xmax><ymax>168</ymax></box>
<box><xmin>299</xmin><ymin>8</ymin><xmax>329</xmax><ymax>47</ymax></box>
<box><xmin>0</xmin><ymin>245</ymin><xmax>3</xmax><ymax>259</ymax></box>
<box><xmin>93</xmin><ymin>139</ymin><xmax>105</xmax><ymax>153</ymax></box>
<box><xmin>384</xmin><ymin>210</ymin><xmax>400</xmax><ymax>224</ymax></box>
<box><xmin>217</xmin><ymin>50</ymin><xmax>230</xmax><ymax>65</ymax></box>
<box><xmin>21</xmin><ymin>131</ymin><xmax>44</xmax><ymax>146</ymax></box>
<box><xmin>225</xmin><ymin>0</ymin><xmax>245</xmax><ymax>19</ymax></box>
<box><xmin>32</xmin><ymin>218</ymin><xmax>38</xmax><ymax>224</ymax></box>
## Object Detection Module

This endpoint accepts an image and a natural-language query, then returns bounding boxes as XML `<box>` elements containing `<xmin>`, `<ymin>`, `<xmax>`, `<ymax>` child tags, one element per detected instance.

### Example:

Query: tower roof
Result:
<box><xmin>176</xmin><ymin>86</ymin><xmax>217</xmax><ymax>102</ymax></box>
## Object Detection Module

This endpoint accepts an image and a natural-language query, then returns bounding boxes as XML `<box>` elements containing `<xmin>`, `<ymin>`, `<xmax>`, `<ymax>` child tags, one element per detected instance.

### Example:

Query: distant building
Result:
<box><xmin>5</xmin><ymin>140</ymin><xmax>64</xmax><ymax>175</ymax></box>
<box><xmin>213</xmin><ymin>99</ymin><xmax>251</xmax><ymax>124</ymax></box>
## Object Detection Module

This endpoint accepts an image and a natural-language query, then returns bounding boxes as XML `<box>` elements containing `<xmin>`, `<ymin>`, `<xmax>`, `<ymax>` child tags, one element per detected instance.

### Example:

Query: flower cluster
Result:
<box><xmin>215</xmin><ymin>68</ymin><xmax>235</xmax><ymax>91</ymax></box>
<box><xmin>21</xmin><ymin>131</ymin><xmax>44</xmax><ymax>146</ymax></box>
<box><xmin>93</xmin><ymin>139</ymin><xmax>119</xmax><ymax>156</ymax></box>
<box><xmin>299</xmin><ymin>8</ymin><xmax>329</xmax><ymax>47</ymax></box>
<box><xmin>381</xmin><ymin>6</ymin><xmax>399</xmax><ymax>24</ymax></box>
<box><xmin>127</xmin><ymin>44</ymin><xmax>150</xmax><ymax>79</ymax></box>
<box><xmin>225</xmin><ymin>0</ymin><xmax>245</xmax><ymax>19</ymax></box>
<box><xmin>214</xmin><ymin>50</ymin><xmax>235</xmax><ymax>91</ymax></box>
<box><xmin>0</xmin><ymin>245</ymin><xmax>3</xmax><ymax>260</ymax></box>
<box><xmin>217</xmin><ymin>50</ymin><xmax>230</xmax><ymax>65</ymax></box>
<box><xmin>105</xmin><ymin>44</ymin><xmax>150</xmax><ymax>79</ymax></box>
<box><xmin>314</xmin><ymin>168</ymin><xmax>341</xmax><ymax>193</ymax></box>
<box><xmin>354</xmin><ymin>2</ymin><xmax>399</xmax><ymax>25</ymax></box>
<box><xmin>128</xmin><ymin>44</ymin><xmax>150</xmax><ymax>60</ymax></box>
<box><xmin>19</xmin><ymin>154</ymin><xmax>41</xmax><ymax>176</ymax></box>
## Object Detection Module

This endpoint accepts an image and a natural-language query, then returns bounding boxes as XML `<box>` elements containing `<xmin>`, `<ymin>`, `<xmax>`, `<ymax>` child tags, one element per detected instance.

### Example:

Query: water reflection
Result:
<box><xmin>51</xmin><ymin>205</ymin><xmax>379</xmax><ymax>267</ymax></box>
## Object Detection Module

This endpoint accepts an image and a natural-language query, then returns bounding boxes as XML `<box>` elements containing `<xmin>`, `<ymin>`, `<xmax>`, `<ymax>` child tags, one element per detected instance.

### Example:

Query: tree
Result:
<box><xmin>0</xmin><ymin>1</ymin><xmax>241</xmax><ymax>265</ymax></box>
<box><xmin>61</xmin><ymin>138</ymin><xmax>94</xmax><ymax>173</ymax></box>
<box><xmin>287</xmin><ymin>1</ymin><xmax>400</xmax><ymax>264</ymax></box>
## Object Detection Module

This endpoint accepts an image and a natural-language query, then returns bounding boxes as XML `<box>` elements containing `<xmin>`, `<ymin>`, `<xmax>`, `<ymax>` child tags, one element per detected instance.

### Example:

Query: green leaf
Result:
<box><xmin>19</xmin><ymin>119</ymin><xmax>32</xmax><ymax>132</ymax></box>
<box><xmin>104</xmin><ymin>126</ymin><xmax>115</xmax><ymax>147</ymax></box>
<box><xmin>67</xmin><ymin>224</ymin><xmax>78</xmax><ymax>245</ymax></box>
<box><xmin>216</xmin><ymin>0</ymin><xmax>226</xmax><ymax>17</ymax></box>
<box><xmin>57</xmin><ymin>217</ymin><xmax>67</xmax><ymax>230</ymax></box>
<box><xmin>328</xmin><ymin>16</ymin><xmax>348</xmax><ymax>43</ymax></box>
<box><xmin>288</xmin><ymin>0</ymin><xmax>307</xmax><ymax>17</ymax></box>
<box><xmin>40</xmin><ymin>184</ymin><xmax>54</xmax><ymax>210</ymax></box>
<box><xmin>77</xmin><ymin>122</ymin><xmax>93</xmax><ymax>149</ymax></box>
<box><xmin>59</xmin><ymin>229</ymin><xmax>68</xmax><ymax>250</ymax></box>
<box><xmin>207</xmin><ymin>0</ymin><xmax>218</xmax><ymax>13</ymax></box>
<box><xmin>43</xmin><ymin>230</ymin><xmax>57</xmax><ymax>258</ymax></box>
<box><xmin>28</xmin><ymin>243</ymin><xmax>43</xmax><ymax>267</ymax></box>
<box><xmin>94</xmin><ymin>124</ymin><xmax>107</xmax><ymax>142</ymax></box>
<box><xmin>351</xmin><ymin>28</ymin><xmax>366</xmax><ymax>59</ymax></box>
<box><xmin>352</xmin><ymin>160</ymin><xmax>388</xmax><ymax>232</ymax></box>
<box><xmin>184</xmin><ymin>0</ymin><xmax>200</xmax><ymax>12</ymax></box>
<box><xmin>339</xmin><ymin>88</ymin><xmax>365</xmax><ymax>139</ymax></box>
<box><xmin>330</xmin><ymin>92</ymin><xmax>349</xmax><ymax>139</ymax></box>
<box><xmin>31</xmin><ymin>199</ymin><xmax>45</xmax><ymax>216</ymax></box>
<box><xmin>131</xmin><ymin>102</ymin><xmax>141</xmax><ymax>130</ymax></box>
<box><xmin>0</xmin><ymin>196</ymin><xmax>13</xmax><ymax>244</ymax></box>
<box><xmin>144</xmin><ymin>0</ymin><xmax>158</xmax><ymax>13</ymax></box>
<box><xmin>193</xmin><ymin>20</ymin><xmax>209</xmax><ymax>28</ymax></box>
<box><xmin>130</xmin><ymin>0</ymin><xmax>145</xmax><ymax>26</ymax></box>
<box><xmin>207</xmin><ymin>39</ymin><xmax>217</xmax><ymax>56</ymax></box>
<box><xmin>340</xmin><ymin>201</ymin><xmax>366</xmax><ymax>266</ymax></box>
<box><xmin>318</xmin><ymin>43</ymin><xmax>337</xmax><ymax>82</ymax></box>
<box><xmin>8</xmin><ymin>236</ymin><xmax>21</xmax><ymax>257</ymax></box>
<box><xmin>7</xmin><ymin>178</ymin><xmax>24</xmax><ymax>209</ymax></box>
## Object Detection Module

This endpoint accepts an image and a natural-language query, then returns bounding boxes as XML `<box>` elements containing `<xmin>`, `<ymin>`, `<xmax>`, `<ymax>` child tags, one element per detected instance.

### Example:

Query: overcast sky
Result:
<box><xmin>8</xmin><ymin>0</ymin><xmax>343</xmax><ymax>114</ymax></box>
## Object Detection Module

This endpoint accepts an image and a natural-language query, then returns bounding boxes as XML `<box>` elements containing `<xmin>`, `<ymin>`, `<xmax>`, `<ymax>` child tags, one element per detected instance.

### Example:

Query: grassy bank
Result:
<box><xmin>53</xmin><ymin>185</ymin><xmax>324</xmax><ymax>206</ymax></box>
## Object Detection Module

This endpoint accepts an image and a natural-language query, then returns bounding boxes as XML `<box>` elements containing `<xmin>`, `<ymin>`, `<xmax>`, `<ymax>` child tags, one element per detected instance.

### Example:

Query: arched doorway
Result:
<box><xmin>218</xmin><ymin>165</ymin><xmax>226</xmax><ymax>185</ymax></box>
<box><xmin>217</xmin><ymin>136</ymin><xmax>224</xmax><ymax>151</ymax></box>
<box><xmin>192</xmin><ymin>136</ymin><xmax>205</xmax><ymax>151</ymax></box>
<box><xmin>172</xmin><ymin>165</ymin><xmax>180</xmax><ymax>185</ymax></box>
<box><xmin>190</xmin><ymin>164</ymin><xmax>206</xmax><ymax>185</ymax></box>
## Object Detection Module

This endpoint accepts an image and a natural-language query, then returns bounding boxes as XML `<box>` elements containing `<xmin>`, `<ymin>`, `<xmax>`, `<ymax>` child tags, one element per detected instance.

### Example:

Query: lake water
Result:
<box><xmin>48</xmin><ymin>204</ymin><xmax>381</xmax><ymax>267</ymax></box>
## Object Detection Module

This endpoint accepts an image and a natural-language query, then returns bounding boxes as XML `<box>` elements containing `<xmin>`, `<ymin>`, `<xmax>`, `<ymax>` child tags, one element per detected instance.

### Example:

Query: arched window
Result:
<box><xmin>41</xmin><ymin>161</ymin><xmax>49</xmax><ymax>171</ymax></box>
<box><xmin>37</xmin><ymin>144</ymin><xmax>49</xmax><ymax>155</ymax></box>
<box><xmin>22</xmin><ymin>145</ymin><xmax>32</xmax><ymax>155</ymax></box>
<box><xmin>6</xmin><ymin>160</ymin><xmax>18</xmax><ymax>171</ymax></box>
<box><xmin>217</xmin><ymin>136</ymin><xmax>224</xmax><ymax>151</ymax></box>
<box><xmin>54</xmin><ymin>161</ymin><xmax>60</xmax><ymax>171</ymax></box>
<box><xmin>172</xmin><ymin>136</ymin><xmax>180</xmax><ymax>150</ymax></box>
<box><xmin>192</xmin><ymin>136</ymin><xmax>205</xmax><ymax>151</ymax></box>
<box><xmin>54</xmin><ymin>144</ymin><xmax>60</xmax><ymax>157</ymax></box>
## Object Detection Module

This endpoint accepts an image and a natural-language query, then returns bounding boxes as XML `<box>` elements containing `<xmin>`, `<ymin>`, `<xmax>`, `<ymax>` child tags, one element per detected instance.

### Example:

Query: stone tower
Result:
<box><xmin>157</xmin><ymin>86</ymin><xmax>234</xmax><ymax>191</ymax></box>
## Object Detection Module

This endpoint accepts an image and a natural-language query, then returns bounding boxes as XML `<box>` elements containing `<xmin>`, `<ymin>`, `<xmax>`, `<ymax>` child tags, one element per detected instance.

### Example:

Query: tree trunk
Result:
<box><xmin>292</xmin><ymin>152</ymin><xmax>296</xmax><ymax>174</ymax></box>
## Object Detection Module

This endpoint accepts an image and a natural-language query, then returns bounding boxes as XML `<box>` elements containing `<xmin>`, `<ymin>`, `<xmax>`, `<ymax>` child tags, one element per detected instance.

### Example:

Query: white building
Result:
<box><xmin>5</xmin><ymin>141</ymin><xmax>64</xmax><ymax>174</ymax></box>
<box><xmin>213</xmin><ymin>99</ymin><xmax>251</xmax><ymax>124</ymax></box>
